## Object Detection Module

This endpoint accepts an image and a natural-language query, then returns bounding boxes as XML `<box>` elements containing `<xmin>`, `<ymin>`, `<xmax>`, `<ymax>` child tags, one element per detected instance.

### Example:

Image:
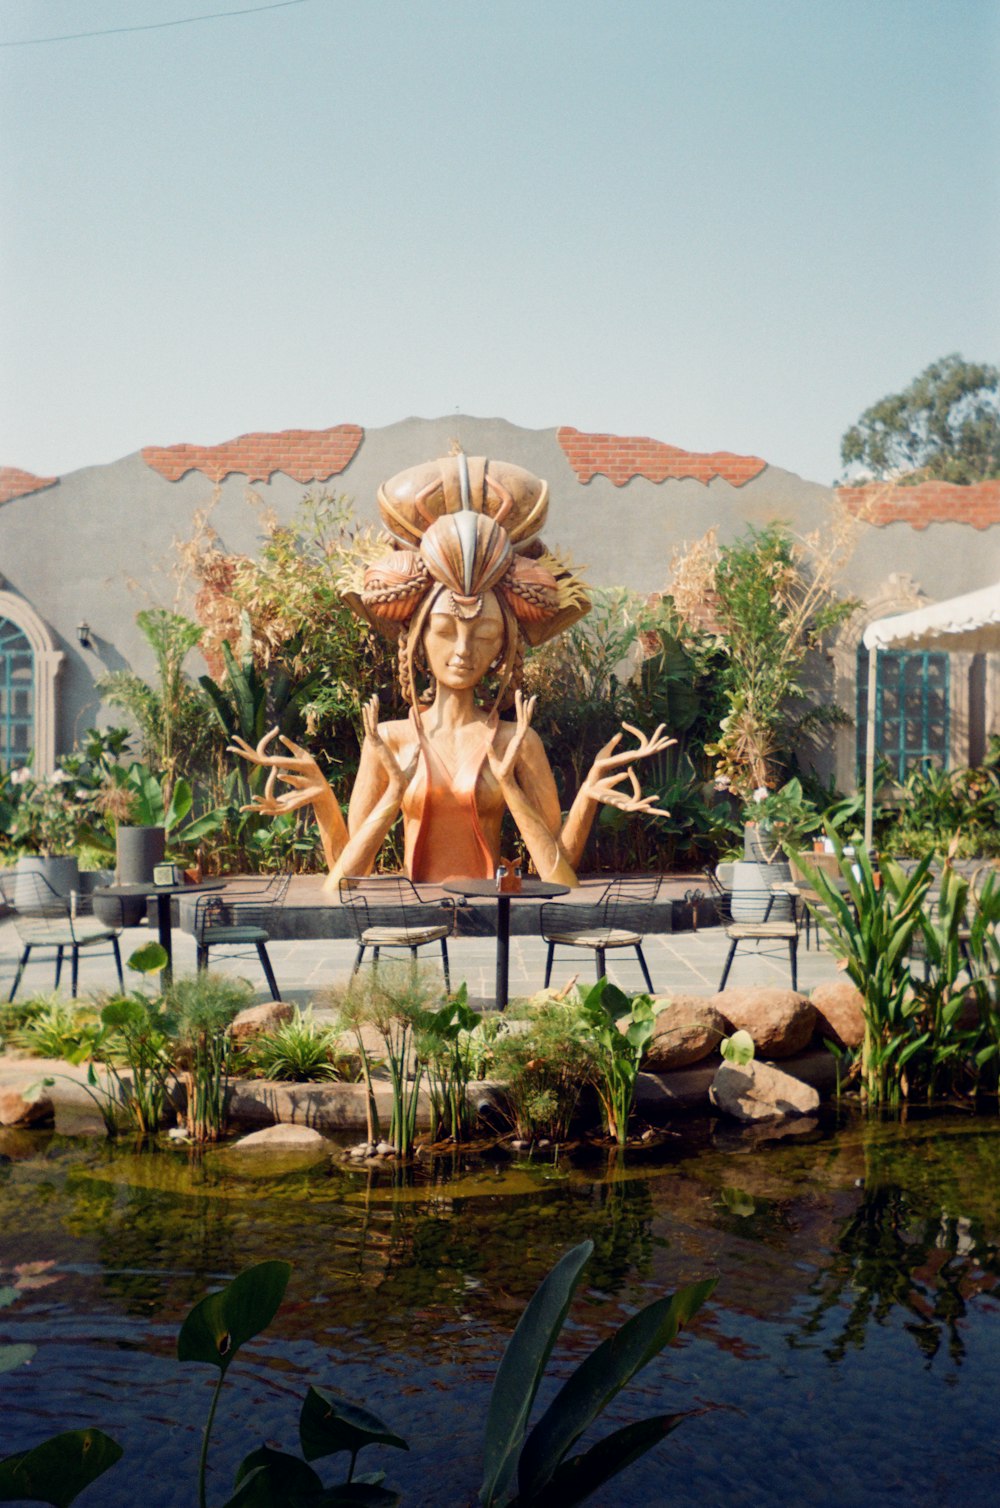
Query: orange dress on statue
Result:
<box><xmin>403</xmin><ymin>712</ymin><xmax>501</xmax><ymax>882</ymax></box>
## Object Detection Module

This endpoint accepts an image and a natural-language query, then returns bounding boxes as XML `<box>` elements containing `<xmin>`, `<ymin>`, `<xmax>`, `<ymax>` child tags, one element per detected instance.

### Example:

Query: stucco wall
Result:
<box><xmin>1</xmin><ymin>416</ymin><xmax>997</xmax><ymax>774</ymax></box>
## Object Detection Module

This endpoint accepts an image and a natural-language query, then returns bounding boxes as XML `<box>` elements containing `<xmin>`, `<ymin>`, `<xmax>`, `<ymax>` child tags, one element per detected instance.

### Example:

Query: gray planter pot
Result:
<box><xmin>109</xmin><ymin>826</ymin><xmax>167</xmax><ymax>926</ymax></box>
<box><xmin>115</xmin><ymin>825</ymin><xmax>166</xmax><ymax>884</ymax></box>
<box><xmin>730</xmin><ymin>859</ymin><xmax>793</xmax><ymax>922</ymax></box>
<box><xmin>15</xmin><ymin>853</ymin><xmax>80</xmax><ymax>901</ymax></box>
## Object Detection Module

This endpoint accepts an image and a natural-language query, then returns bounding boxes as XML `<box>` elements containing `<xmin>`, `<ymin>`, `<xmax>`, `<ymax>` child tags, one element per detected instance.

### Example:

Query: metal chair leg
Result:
<box><xmin>9</xmin><ymin>946</ymin><xmax>30</xmax><ymax>1001</ymax></box>
<box><xmin>789</xmin><ymin>937</ymin><xmax>798</xmax><ymax>993</ymax></box>
<box><xmin>441</xmin><ymin>937</ymin><xmax>451</xmax><ymax>993</ymax></box>
<box><xmin>257</xmin><ymin>942</ymin><xmax>280</xmax><ymax>1002</ymax></box>
<box><xmin>636</xmin><ymin>944</ymin><xmax>654</xmax><ymax>994</ymax></box>
<box><xmin>71</xmin><ymin>947</ymin><xmax>80</xmax><ymax>998</ymax></box>
<box><xmin>350</xmin><ymin>944</ymin><xmax>365</xmax><ymax>979</ymax></box>
<box><xmin>543</xmin><ymin>942</ymin><xmax>555</xmax><ymax>988</ymax></box>
<box><xmin>595</xmin><ymin>946</ymin><xmax>607</xmax><ymax>981</ymax></box>
<box><xmin>112</xmin><ymin>936</ymin><xmax>124</xmax><ymax>991</ymax></box>
<box><xmin>196</xmin><ymin>944</ymin><xmax>209</xmax><ymax>972</ymax></box>
<box><xmin>719</xmin><ymin>938</ymin><xmax>739</xmax><ymax>991</ymax></box>
<box><xmin>54</xmin><ymin>945</ymin><xmax>63</xmax><ymax>989</ymax></box>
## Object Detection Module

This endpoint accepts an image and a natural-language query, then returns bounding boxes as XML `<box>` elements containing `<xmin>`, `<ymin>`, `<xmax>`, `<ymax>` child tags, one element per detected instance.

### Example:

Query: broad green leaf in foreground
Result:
<box><xmin>480</xmin><ymin>1239</ymin><xmax>594</xmax><ymax>1507</ymax></box>
<box><xmin>0</xmin><ymin>1429</ymin><xmax>123</xmax><ymax>1507</ymax></box>
<box><xmin>300</xmin><ymin>1387</ymin><xmax>409</xmax><ymax>1463</ymax></box>
<box><xmin>177</xmin><ymin>1260</ymin><xmax>291</xmax><ymax>1375</ymax></box>
<box><xmin>516</xmin><ymin>1276</ymin><xmax>717</xmax><ymax>1502</ymax></box>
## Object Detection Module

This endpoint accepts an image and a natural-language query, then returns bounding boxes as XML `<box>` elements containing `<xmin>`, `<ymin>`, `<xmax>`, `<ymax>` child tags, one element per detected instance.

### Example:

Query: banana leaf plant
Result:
<box><xmin>480</xmin><ymin>1239</ymin><xmax>716</xmax><ymax>1507</ymax></box>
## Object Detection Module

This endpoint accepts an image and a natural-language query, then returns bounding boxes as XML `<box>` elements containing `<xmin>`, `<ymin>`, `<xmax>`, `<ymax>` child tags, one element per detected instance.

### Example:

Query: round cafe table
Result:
<box><xmin>94</xmin><ymin>879</ymin><xmax>225</xmax><ymax>984</ymax></box>
<box><xmin>442</xmin><ymin>878</ymin><xmax>569</xmax><ymax>1011</ymax></box>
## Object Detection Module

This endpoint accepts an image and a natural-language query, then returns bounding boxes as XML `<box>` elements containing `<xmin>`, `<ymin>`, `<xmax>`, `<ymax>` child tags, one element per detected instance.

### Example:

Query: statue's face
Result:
<box><xmin>423</xmin><ymin>591</ymin><xmax>505</xmax><ymax>690</ymax></box>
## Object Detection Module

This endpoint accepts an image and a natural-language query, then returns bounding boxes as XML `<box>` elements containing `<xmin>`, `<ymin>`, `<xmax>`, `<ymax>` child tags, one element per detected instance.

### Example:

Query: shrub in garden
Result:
<box><xmin>802</xmin><ymin>836</ymin><xmax>1000</xmax><ymax>1105</ymax></box>
<box><xmin>491</xmin><ymin>995</ymin><xmax>600</xmax><ymax>1142</ymax></box>
<box><xmin>671</xmin><ymin>518</ymin><xmax>858</xmax><ymax>801</ymax></box>
<box><xmin>243</xmin><ymin>1007</ymin><xmax>345</xmax><ymax>1083</ymax></box>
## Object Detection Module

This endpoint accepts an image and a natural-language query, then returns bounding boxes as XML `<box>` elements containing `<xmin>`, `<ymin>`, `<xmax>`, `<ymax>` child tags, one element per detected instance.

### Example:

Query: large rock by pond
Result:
<box><xmin>230</xmin><ymin>1124</ymin><xmax>333</xmax><ymax>1152</ymax></box>
<box><xmin>0</xmin><ymin>1086</ymin><xmax>54</xmax><ymax>1127</ymax></box>
<box><xmin>638</xmin><ymin>996</ymin><xmax>728</xmax><ymax>1071</ymax></box>
<box><xmin>810</xmin><ymin>980</ymin><xmax>866</xmax><ymax>1049</ymax></box>
<box><xmin>712</xmin><ymin>987</ymin><xmax>816</xmax><ymax>1058</ymax></box>
<box><xmin>710</xmin><ymin>1059</ymin><xmax>821</xmax><ymax>1122</ymax></box>
<box><xmin>230</xmin><ymin>1001</ymin><xmax>294</xmax><ymax>1044</ymax></box>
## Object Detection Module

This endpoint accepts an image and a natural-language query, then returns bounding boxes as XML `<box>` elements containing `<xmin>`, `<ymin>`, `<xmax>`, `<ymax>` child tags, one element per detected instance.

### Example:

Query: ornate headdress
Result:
<box><xmin>344</xmin><ymin>453</ymin><xmax>591</xmax><ymax>708</ymax></box>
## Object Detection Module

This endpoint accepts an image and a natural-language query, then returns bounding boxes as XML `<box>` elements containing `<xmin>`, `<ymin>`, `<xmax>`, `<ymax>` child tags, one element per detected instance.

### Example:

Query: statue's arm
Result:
<box><xmin>491</xmin><ymin>715</ymin><xmax>578</xmax><ymax>886</ymax></box>
<box><xmin>562</xmin><ymin>722</ymin><xmax>674</xmax><ymax>868</ymax></box>
<box><xmin>328</xmin><ymin>699</ymin><xmax>412</xmax><ymax>889</ymax></box>
<box><xmin>229</xmin><ymin>730</ymin><xmax>349</xmax><ymax>872</ymax></box>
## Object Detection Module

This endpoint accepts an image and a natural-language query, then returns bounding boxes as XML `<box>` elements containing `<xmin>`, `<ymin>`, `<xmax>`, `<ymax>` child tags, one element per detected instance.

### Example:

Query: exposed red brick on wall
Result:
<box><xmin>557</xmin><ymin>426</ymin><xmax>767</xmax><ymax>488</ymax></box>
<box><xmin>0</xmin><ymin>467</ymin><xmax>59</xmax><ymax>504</ymax></box>
<box><xmin>141</xmin><ymin>424</ymin><xmax>364</xmax><ymax>484</ymax></box>
<box><xmin>837</xmin><ymin>479</ymin><xmax>1000</xmax><ymax>531</ymax></box>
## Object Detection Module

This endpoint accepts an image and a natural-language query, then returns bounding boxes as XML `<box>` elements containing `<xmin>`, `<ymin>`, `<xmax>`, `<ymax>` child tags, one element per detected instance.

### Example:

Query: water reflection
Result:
<box><xmin>2</xmin><ymin>1112</ymin><xmax>1000</xmax><ymax>1506</ymax></box>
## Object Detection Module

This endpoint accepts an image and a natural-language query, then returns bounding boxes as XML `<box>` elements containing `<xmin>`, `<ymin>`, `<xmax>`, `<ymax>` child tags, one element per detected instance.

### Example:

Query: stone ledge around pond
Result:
<box><xmin>0</xmin><ymin>1044</ymin><xmax>840</xmax><ymax>1135</ymax></box>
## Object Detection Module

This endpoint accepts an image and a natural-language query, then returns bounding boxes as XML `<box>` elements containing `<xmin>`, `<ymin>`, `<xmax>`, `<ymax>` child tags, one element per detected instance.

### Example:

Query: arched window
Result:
<box><xmin>856</xmin><ymin>644</ymin><xmax>950</xmax><ymax>781</ymax></box>
<box><xmin>0</xmin><ymin>591</ymin><xmax>64</xmax><ymax>777</ymax></box>
<box><xmin>0</xmin><ymin>618</ymin><xmax>34</xmax><ymax>768</ymax></box>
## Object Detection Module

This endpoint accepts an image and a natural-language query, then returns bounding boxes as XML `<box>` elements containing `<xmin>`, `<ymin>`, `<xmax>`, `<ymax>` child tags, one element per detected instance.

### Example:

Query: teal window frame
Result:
<box><xmin>857</xmin><ymin>645</ymin><xmax>950</xmax><ymax>781</ymax></box>
<box><xmin>0</xmin><ymin>617</ymin><xmax>35</xmax><ymax>771</ymax></box>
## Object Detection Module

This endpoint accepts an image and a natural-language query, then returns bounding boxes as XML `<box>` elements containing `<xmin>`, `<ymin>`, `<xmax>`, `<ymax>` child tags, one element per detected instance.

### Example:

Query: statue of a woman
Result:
<box><xmin>232</xmin><ymin>453</ymin><xmax>670</xmax><ymax>890</ymax></box>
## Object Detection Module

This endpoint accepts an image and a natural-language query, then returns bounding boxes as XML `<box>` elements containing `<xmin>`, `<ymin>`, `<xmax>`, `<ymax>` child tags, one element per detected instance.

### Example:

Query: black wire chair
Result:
<box><xmin>338</xmin><ymin>875</ymin><xmax>453</xmax><ymax>988</ymax></box>
<box><xmin>539</xmin><ymin>874</ymin><xmax>662</xmax><ymax>990</ymax></box>
<box><xmin>0</xmin><ymin>870</ymin><xmax>124</xmax><ymax>1000</ymax></box>
<box><xmin>189</xmin><ymin>874</ymin><xmax>290</xmax><ymax>1001</ymax></box>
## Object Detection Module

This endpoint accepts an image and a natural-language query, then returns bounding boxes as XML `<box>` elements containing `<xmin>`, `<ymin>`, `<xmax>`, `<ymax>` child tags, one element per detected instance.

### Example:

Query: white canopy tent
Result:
<box><xmin>861</xmin><ymin>580</ymin><xmax>1000</xmax><ymax>846</ymax></box>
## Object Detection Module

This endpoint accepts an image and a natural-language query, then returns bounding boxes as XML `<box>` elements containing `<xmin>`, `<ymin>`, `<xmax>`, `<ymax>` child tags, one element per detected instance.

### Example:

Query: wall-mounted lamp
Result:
<box><xmin>76</xmin><ymin>621</ymin><xmax>92</xmax><ymax>649</ymax></box>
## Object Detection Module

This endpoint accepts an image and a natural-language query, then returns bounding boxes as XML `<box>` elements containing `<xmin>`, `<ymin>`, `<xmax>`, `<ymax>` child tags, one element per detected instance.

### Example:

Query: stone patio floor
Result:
<box><xmin>0</xmin><ymin>895</ymin><xmax>843</xmax><ymax>1011</ymax></box>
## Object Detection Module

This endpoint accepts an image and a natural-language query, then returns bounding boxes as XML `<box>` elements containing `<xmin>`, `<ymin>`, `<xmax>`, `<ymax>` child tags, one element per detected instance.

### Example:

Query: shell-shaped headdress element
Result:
<box><xmin>345</xmin><ymin>452</ymin><xmax>591</xmax><ymax>649</ymax></box>
<box><xmin>376</xmin><ymin>453</ymin><xmax>550</xmax><ymax>549</ymax></box>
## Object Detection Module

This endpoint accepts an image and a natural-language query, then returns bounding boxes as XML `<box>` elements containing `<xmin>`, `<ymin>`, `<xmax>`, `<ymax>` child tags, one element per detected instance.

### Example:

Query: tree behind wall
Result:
<box><xmin>840</xmin><ymin>353</ymin><xmax>1000</xmax><ymax>485</ymax></box>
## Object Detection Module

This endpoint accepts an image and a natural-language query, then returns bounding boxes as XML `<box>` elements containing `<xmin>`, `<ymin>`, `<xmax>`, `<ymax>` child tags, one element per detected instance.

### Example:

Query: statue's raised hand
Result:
<box><xmin>581</xmin><ymin>721</ymin><xmax>675</xmax><ymax>817</ymax></box>
<box><xmin>486</xmin><ymin>690</ymin><xmax>537</xmax><ymax>785</ymax></box>
<box><xmin>364</xmin><ymin>695</ymin><xmax>418</xmax><ymax>797</ymax></box>
<box><xmin>228</xmin><ymin>728</ymin><xmax>331</xmax><ymax>815</ymax></box>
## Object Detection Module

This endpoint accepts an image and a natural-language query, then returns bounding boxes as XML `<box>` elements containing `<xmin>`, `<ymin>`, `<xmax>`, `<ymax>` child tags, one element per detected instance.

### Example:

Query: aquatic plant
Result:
<box><xmin>164</xmin><ymin>971</ymin><xmax>256</xmax><ymax>1142</ymax></box>
<box><xmin>416</xmin><ymin>983</ymin><xmax>483</xmax><ymax>1142</ymax></box>
<box><xmin>326</xmin><ymin>963</ymin><xmax>443</xmax><ymax>1157</ymax></box>
<box><xmin>480</xmin><ymin>1239</ymin><xmax>716</xmax><ymax>1506</ymax></box>
<box><xmin>0</xmin><ymin>1247</ymin><xmax>714</xmax><ymax>1508</ymax></box>
<box><xmin>802</xmin><ymin>836</ymin><xmax>1000</xmax><ymax>1104</ymax></box>
<box><xmin>574</xmin><ymin>980</ymin><xmax>657</xmax><ymax>1145</ymax></box>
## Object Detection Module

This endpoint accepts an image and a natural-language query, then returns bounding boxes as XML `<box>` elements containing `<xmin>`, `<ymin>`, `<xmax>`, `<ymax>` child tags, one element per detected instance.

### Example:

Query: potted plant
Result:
<box><xmin>742</xmin><ymin>778</ymin><xmax>823</xmax><ymax>865</ymax></box>
<box><xmin>7</xmin><ymin>766</ymin><xmax>92</xmax><ymax>897</ymax></box>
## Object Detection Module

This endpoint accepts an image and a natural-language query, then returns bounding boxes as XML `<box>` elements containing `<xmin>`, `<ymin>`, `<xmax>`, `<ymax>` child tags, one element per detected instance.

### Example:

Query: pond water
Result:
<box><xmin>2</xmin><ymin>1109</ymin><xmax>999</xmax><ymax>1507</ymax></box>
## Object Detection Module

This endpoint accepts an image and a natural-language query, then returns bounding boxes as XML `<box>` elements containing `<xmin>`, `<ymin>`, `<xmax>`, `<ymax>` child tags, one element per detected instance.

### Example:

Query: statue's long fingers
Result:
<box><xmin>265</xmin><ymin>766</ymin><xmax>278</xmax><ymax>801</ymax></box>
<box><xmin>227</xmin><ymin>736</ymin><xmax>256</xmax><ymax>759</ymax></box>
<box><xmin>256</xmin><ymin>727</ymin><xmax>281</xmax><ymax>757</ymax></box>
<box><xmin>278</xmin><ymin>734</ymin><xmax>310</xmax><ymax>760</ymax></box>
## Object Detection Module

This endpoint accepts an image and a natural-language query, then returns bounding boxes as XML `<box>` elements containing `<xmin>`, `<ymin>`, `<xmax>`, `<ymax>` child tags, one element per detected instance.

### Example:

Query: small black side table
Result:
<box><xmin>442</xmin><ymin>879</ymin><xmax>570</xmax><ymax>1010</ymax></box>
<box><xmin>94</xmin><ymin>880</ymin><xmax>226</xmax><ymax>983</ymax></box>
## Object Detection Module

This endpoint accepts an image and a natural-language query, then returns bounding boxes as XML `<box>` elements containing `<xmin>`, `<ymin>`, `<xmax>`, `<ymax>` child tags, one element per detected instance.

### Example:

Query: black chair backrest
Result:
<box><xmin>601</xmin><ymin>874</ymin><xmax>662</xmax><ymax>932</ymax></box>
<box><xmin>338</xmin><ymin>875</ymin><xmax>447</xmax><ymax>937</ymax></box>
<box><xmin>194</xmin><ymin>874</ymin><xmax>290</xmax><ymax>937</ymax></box>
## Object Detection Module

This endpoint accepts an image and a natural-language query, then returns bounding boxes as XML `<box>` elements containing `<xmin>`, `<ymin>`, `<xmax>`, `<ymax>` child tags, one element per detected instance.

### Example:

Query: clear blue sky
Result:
<box><xmin>1</xmin><ymin>0</ymin><xmax>997</xmax><ymax>485</ymax></box>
